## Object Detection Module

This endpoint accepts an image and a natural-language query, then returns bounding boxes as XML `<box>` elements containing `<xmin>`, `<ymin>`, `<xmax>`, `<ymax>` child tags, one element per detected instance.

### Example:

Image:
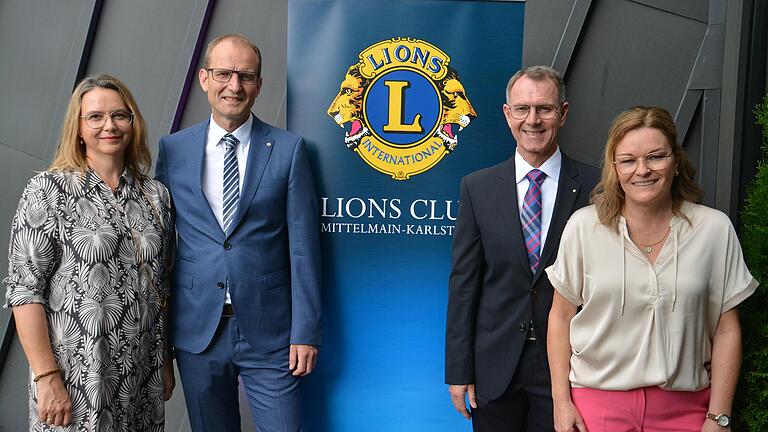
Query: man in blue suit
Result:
<box><xmin>156</xmin><ymin>34</ymin><xmax>321</xmax><ymax>431</ymax></box>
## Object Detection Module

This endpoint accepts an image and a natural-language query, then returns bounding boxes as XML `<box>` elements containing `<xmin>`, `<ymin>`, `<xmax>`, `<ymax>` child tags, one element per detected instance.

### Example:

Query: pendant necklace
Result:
<box><xmin>629</xmin><ymin>225</ymin><xmax>671</xmax><ymax>254</ymax></box>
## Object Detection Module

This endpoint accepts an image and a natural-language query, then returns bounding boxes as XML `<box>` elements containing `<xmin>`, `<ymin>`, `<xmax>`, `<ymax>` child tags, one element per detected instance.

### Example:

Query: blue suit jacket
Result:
<box><xmin>156</xmin><ymin>116</ymin><xmax>322</xmax><ymax>354</ymax></box>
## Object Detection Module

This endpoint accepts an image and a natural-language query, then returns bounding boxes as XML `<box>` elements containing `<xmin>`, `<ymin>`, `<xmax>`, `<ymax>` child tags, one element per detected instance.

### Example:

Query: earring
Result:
<box><xmin>674</xmin><ymin>170</ymin><xmax>679</xmax><ymax>177</ymax></box>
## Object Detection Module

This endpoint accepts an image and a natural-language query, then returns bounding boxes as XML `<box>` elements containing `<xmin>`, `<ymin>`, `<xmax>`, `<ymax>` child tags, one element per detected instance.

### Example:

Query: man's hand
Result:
<box><xmin>289</xmin><ymin>344</ymin><xmax>318</xmax><ymax>376</ymax></box>
<box><xmin>449</xmin><ymin>384</ymin><xmax>477</xmax><ymax>420</ymax></box>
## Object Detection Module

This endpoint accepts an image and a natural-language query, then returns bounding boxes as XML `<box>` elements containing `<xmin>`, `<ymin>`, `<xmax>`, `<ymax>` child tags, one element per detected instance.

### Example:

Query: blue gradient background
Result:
<box><xmin>288</xmin><ymin>1</ymin><xmax>524</xmax><ymax>430</ymax></box>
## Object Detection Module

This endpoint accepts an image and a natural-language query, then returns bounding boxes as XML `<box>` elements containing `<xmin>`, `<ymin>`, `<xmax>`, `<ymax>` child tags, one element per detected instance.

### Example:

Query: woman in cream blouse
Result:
<box><xmin>546</xmin><ymin>106</ymin><xmax>757</xmax><ymax>432</ymax></box>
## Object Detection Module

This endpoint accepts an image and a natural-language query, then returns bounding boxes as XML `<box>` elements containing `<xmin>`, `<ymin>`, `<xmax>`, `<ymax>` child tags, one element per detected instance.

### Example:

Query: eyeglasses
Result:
<box><xmin>507</xmin><ymin>104</ymin><xmax>560</xmax><ymax>120</ymax></box>
<box><xmin>206</xmin><ymin>68</ymin><xmax>260</xmax><ymax>85</ymax></box>
<box><xmin>80</xmin><ymin>110</ymin><xmax>133</xmax><ymax>129</ymax></box>
<box><xmin>613</xmin><ymin>152</ymin><xmax>672</xmax><ymax>174</ymax></box>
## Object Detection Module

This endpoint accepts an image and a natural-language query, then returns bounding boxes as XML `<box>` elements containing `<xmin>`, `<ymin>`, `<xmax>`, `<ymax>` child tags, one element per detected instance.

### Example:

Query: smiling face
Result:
<box><xmin>79</xmin><ymin>87</ymin><xmax>132</xmax><ymax>166</ymax></box>
<box><xmin>614</xmin><ymin>127</ymin><xmax>676</xmax><ymax>210</ymax></box>
<box><xmin>199</xmin><ymin>37</ymin><xmax>262</xmax><ymax>132</ymax></box>
<box><xmin>503</xmin><ymin>76</ymin><xmax>568</xmax><ymax>167</ymax></box>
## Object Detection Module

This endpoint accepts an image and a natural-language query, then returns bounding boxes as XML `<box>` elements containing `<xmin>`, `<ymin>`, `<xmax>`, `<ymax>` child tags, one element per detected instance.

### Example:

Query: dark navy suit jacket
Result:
<box><xmin>445</xmin><ymin>153</ymin><xmax>598</xmax><ymax>400</ymax></box>
<box><xmin>156</xmin><ymin>116</ymin><xmax>322</xmax><ymax>354</ymax></box>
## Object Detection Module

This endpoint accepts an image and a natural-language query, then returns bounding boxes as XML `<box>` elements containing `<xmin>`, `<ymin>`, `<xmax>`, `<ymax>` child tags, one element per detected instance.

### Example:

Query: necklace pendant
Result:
<box><xmin>643</xmin><ymin>246</ymin><xmax>653</xmax><ymax>254</ymax></box>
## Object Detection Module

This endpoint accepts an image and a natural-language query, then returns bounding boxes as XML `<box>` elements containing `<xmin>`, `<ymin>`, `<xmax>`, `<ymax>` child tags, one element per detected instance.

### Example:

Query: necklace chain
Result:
<box><xmin>628</xmin><ymin>224</ymin><xmax>671</xmax><ymax>254</ymax></box>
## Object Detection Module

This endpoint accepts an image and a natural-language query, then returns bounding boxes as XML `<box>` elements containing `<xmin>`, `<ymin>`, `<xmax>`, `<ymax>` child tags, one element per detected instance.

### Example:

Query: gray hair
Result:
<box><xmin>505</xmin><ymin>65</ymin><xmax>566</xmax><ymax>106</ymax></box>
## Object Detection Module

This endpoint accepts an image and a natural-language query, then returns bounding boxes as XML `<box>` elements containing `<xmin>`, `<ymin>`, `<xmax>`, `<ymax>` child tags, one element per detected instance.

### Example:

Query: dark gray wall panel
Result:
<box><xmin>179</xmin><ymin>0</ymin><xmax>289</xmax><ymax>130</ymax></box>
<box><xmin>556</xmin><ymin>0</ymin><xmax>707</xmax><ymax>166</ymax></box>
<box><xmin>0</xmin><ymin>1</ymin><xmax>95</xmax><ymax>161</ymax></box>
<box><xmin>717</xmin><ymin>0</ymin><xmax>747</xmax><ymax>215</ymax></box>
<box><xmin>698</xmin><ymin>89</ymin><xmax>722</xmax><ymax>206</ymax></box>
<box><xmin>630</xmin><ymin>0</ymin><xmax>708</xmax><ymax>23</ymax></box>
<box><xmin>85</xmin><ymin>0</ymin><xmax>209</xmax><ymax>152</ymax></box>
<box><xmin>0</xmin><ymin>335</ymin><xmax>29</xmax><ymax>432</ymax></box>
<box><xmin>523</xmin><ymin>0</ymin><xmax>578</xmax><ymax>66</ymax></box>
<box><xmin>552</xmin><ymin>0</ymin><xmax>592</xmax><ymax>75</ymax></box>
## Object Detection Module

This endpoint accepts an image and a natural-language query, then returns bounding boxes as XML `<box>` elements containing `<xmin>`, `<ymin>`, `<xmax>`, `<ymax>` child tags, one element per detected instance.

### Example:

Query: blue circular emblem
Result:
<box><xmin>363</xmin><ymin>68</ymin><xmax>440</xmax><ymax>147</ymax></box>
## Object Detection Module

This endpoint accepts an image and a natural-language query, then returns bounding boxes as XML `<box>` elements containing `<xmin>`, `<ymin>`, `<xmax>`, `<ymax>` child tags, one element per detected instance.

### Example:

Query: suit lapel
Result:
<box><xmin>225</xmin><ymin>116</ymin><xmax>273</xmax><ymax>237</ymax></box>
<box><xmin>532</xmin><ymin>155</ymin><xmax>581</xmax><ymax>284</ymax></box>
<box><xmin>497</xmin><ymin>158</ymin><xmax>533</xmax><ymax>281</ymax></box>
<box><xmin>188</xmin><ymin>121</ymin><xmax>222</xmax><ymax>233</ymax></box>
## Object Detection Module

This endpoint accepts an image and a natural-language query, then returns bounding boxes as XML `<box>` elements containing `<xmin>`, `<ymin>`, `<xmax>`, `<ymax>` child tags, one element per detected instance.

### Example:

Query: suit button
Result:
<box><xmin>519</xmin><ymin>324</ymin><xmax>527</xmax><ymax>333</ymax></box>
<box><xmin>217</xmin><ymin>282</ymin><xmax>225</xmax><ymax>289</ymax></box>
<box><xmin>224</xmin><ymin>243</ymin><xmax>232</xmax><ymax>250</ymax></box>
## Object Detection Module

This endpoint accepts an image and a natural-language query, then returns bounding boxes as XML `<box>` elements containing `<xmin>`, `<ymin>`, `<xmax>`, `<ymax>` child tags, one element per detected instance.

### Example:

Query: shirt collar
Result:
<box><xmin>81</xmin><ymin>168</ymin><xmax>136</xmax><ymax>194</ymax></box>
<box><xmin>208</xmin><ymin>114</ymin><xmax>253</xmax><ymax>147</ymax></box>
<box><xmin>515</xmin><ymin>147</ymin><xmax>562</xmax><ymax>184</ymax></box>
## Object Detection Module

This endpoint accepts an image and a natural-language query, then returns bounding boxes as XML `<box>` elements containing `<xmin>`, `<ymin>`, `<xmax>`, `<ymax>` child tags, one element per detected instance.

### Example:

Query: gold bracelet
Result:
<box><xmin>33</xmin><ymin>368</ymin><xmax>60</xmax><ymax>382</ymax></box>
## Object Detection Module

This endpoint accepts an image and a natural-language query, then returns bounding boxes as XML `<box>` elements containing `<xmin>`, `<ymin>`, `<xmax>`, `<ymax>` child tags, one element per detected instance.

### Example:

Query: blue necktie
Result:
<box><xmin>222</xmin><ymin>133</ymin><xmax>240</xmax><ymax>232</ymax></box>
<box><xmin>521</xmin><ymin>169</ymin><xmax>546</xmax><ymax>273</ymax></box>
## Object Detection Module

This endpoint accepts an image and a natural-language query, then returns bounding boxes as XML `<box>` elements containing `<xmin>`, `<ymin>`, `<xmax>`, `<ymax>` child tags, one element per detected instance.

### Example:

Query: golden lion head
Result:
<box><xmin>327</xmin><ymin>65</ymin><xmax>370</xmax><ymax>149</ymax></box>
<box><xmin>436</xmin><ymin>68</ymin><xmax>477</xmax><ymax>152</ymax></box>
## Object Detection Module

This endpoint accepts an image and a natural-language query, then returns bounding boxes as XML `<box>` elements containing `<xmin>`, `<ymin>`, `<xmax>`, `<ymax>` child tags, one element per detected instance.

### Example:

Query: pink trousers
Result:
<box><xmin>570</xmin><ymin>386</ymin><xmax>711</xmax><ymax>432</ymax></box>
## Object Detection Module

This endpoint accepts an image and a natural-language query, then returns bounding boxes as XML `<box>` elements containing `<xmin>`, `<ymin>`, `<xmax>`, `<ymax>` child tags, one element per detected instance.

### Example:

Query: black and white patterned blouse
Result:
<box><xmin>4</xmin><ymin>169</ymin><xmax>175</xmax><ymax>432</ymax></box>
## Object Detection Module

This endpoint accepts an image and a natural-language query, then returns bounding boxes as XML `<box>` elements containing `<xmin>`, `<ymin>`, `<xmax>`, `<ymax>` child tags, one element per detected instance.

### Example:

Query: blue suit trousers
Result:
<box><xmin>176</xmin><ymin>315</ymin><xmax>303</xmax><ymax>432</ymax></box>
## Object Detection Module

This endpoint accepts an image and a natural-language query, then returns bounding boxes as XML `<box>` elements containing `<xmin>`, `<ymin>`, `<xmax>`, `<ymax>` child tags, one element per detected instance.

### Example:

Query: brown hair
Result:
<box><xmin>505</xmin><ymin>65</ymin><xmax>566</xmax><ymax>106</ymax></box>
<box><xmin>203</xmin><ymin>34</ymin><xmax>262</xmax><ymax>77</ymax></box>
<box><xmin>49</xmin><ymin>74</ymin><xmax>151</xmax><ymax>177</ymax></box>
<box><xmin>591</xmin><ymin>106</ymin><xmax>704</xmax><ymax>228</ymax></box>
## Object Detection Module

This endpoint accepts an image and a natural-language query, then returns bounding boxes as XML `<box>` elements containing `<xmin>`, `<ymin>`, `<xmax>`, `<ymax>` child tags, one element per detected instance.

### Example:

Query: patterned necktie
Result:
<box><xmin>222</xmin><ymin>133</ymin><xmax>240</xmax><ymax>232</ymax></box>
<box><xmin>522</xmin><ymin>169</ymin><xmax>546</xmax><ymax>273</ymax></box>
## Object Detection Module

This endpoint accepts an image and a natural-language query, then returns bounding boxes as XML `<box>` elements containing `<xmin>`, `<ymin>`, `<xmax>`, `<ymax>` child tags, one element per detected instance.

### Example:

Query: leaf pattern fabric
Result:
<box><xmin>4</xmin><ymin>170</ymin><xmax>175</xmax><ymax>432</ymax></box>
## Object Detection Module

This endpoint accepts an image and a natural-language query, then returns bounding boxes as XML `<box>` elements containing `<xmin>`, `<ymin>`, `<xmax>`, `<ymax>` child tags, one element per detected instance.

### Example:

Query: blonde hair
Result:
<box><xmin>49</xmin><ymin>74</ymin><xmax>151</xmax><ymax>177</ymax></box>
<box><xmin>591</xmin><ymin>106</ymin><xmax>704</xmax><ymax>228</ymax></box>
<box><xmin>203</xmin><ymin>34</ymin><xmax>262</xmax><ymax>77</ymax></box>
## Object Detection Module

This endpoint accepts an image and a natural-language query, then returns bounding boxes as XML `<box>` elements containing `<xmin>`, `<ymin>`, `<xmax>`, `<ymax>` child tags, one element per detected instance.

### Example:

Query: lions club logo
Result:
<box><xmin>327</xmin><ymin>38</ymin><xmax>476</xmax><ymax>180</ymax></box>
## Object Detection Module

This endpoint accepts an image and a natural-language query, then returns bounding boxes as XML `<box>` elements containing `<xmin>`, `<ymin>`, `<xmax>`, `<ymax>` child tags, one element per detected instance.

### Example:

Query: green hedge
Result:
<box><xmin>738</xmin><ymin>94</ymin><xmax>768</xmax><ymax>431</ymax></box>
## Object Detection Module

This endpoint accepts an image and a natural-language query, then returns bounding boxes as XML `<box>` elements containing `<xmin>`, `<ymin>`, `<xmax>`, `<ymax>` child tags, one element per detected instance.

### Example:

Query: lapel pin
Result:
<box><xmin>266</xmin><ymin>142</ymin><xmax>273</xmax><ymax>147</ymax></box>
<box><xmin>572</xmin><ymin>188</ymin><xmax>576</xmax><ymax>193</ymax></box>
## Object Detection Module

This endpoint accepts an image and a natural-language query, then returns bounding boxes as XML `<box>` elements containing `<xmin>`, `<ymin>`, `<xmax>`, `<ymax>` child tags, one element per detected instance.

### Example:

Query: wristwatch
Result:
<box><xmin>706</xmin><ymin>412</ymin><xmax>731</xmax><ymax>427</ymax></box>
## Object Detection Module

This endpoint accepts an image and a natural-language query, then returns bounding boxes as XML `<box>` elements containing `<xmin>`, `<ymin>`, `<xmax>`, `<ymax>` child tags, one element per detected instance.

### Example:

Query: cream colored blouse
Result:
<box><xmin>545</xmin><ymin>202</ymin><xmax>758</xmax><ymax>391</ymax></box>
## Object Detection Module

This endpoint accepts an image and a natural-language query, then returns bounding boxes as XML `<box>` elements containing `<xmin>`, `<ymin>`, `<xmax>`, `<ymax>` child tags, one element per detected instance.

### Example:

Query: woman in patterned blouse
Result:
<box><xmin>4</xmin><ymin>74</ymin><xmax>175</xmax><ymax>431</ymax></box>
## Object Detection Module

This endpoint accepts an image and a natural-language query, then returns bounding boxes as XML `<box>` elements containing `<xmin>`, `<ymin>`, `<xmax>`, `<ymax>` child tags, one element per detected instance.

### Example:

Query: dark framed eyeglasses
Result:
<box><xmin>507</xmin><ymin>104</ymin><xmax>560</xmax><ymax>120</ymax></box>
<box><xmin>206</xmin><ymin>68</ymin><xmax>260</xmax><ymax>85</ymax></box>
<box><xmin>80</xmin><ymin>110</ymin><xmax>133</xmax><ymax>129</ymax></box>
<box><xmin>613</xmin><ymin>152</ymin><xmax>672</xmax><ymax>174</ymax></box>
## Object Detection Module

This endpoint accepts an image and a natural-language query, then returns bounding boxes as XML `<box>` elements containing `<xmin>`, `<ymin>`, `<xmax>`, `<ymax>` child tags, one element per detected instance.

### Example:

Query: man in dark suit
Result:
<box><xmin>155</xmin><ymin>34</ymin><xmax>321</xmax><ymax>432</ymax></box>
<box><xmin>445</xmin><ymin>66</ymin><xmax>598</xmax><ymax>431</ymax></box>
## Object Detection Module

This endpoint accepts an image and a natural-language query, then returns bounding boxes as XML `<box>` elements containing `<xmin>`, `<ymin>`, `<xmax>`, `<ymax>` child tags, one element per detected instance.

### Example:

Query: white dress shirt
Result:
<box><xmin>203</xmin><ymin>115</ymin><xmax>253</xmax><ymax>229</ymax></box>
<box><xmin>202</xmin><ymin>115</ymin><xmax>252</xmax><ymax>304</ymax></box>
<box><xmin>515</xmin><ymin>147</ymin><xmax>562</xmax><ymax>254</ymax></box>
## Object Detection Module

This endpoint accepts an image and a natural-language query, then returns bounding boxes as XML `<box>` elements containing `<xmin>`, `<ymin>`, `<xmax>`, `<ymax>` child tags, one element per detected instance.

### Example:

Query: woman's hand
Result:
<box><xmin>36</xmin><ymin>373</ymin><xmax>72</xmax><ymax>427</ymax></box>
<box><xmin>163</xmin><ymin>358</ymin><xmax>176</xmax><ymax>401</ymax></box>
<box><xmin>554</xmin><ymin>399</ymin><xmax>587</xmax><ymax>432</ymax></box>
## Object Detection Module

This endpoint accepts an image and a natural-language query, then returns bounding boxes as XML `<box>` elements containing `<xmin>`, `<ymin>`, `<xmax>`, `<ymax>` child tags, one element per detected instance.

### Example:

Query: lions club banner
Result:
<box><xmin>288</xmin><ymin>1</ymin><xmax>524</xmax><ymax>430</ymax></box>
